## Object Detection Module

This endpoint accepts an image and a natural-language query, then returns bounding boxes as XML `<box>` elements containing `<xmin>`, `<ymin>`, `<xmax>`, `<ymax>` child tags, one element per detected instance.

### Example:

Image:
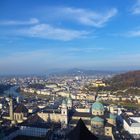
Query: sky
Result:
<box><xmin>0</xmin><ymin>0</ymin><xmax>140</xmax><ymax>74</ymax></box>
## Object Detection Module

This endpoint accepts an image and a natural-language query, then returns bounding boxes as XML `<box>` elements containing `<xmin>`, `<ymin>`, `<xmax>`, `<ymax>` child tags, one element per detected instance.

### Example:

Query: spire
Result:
<box><xmin>96</xmin><ymin>96</ymin><xmax>100</xmax><ymax>101</ymax></box>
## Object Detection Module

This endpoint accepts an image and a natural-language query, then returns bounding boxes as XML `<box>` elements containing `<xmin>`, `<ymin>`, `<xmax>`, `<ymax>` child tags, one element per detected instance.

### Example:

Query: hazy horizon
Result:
<box><xmin>0</xmin><ymin>0</ymin><xmax>140</xmax><ymax>74</ymax></box>
<box><xmin>0</xmin><ymin>67</ymin><xmax>139</xmax><ymax>76</ymax></box>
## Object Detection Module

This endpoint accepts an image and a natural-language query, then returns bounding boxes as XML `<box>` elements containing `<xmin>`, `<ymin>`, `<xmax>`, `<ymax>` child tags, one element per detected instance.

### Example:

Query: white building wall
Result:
<box><xmin>130</xmin><ymin>117</ymin><xmax>140</xmax><ymax>123</ymax></box>
<box><xmin>123</xmin><ymin>119</ymin><xmax>140</xmax><ymax>135</ymax></box>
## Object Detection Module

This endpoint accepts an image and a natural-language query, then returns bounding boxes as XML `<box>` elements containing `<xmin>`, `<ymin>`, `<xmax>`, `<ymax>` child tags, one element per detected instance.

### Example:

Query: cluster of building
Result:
<box><xmin>0</xmin><ymin>92</ymin><xmax>140</xmax><ymax>140</ymax></box>
<box><xmin>0</xmin><ymin>75</ymin><xmax>140</xmax><ymax>140</ymax></box>
<box><xmin>97</xmin><ymin>92</ymin><xmax>140</xmax><ymax>104</ymax></box>
<box><xmin>20</xmin><ymin>77</ymin><xmax>140</xmax><ymax>105</ymax></box>
<box><xmin>119</xmin><ymin>110</ymin><xmax>140</xmax><ymax>139</ymax></box>
<box><xmin>20</xmin><ymin>79</ymin><xmax>105</xmax><ymax>101</ymax></box>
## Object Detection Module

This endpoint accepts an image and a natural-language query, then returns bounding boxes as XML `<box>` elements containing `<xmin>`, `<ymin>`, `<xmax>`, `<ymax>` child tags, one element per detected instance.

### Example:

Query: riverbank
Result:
<box><xmin>20</xmin><ymin>90</ymin><xmax>51</xmax><ymax>100</ymax></box>
<box><xmin>3</xmin><ymin>86</ymin><xmax>22</xmax><ymax>97</ymax></box>
<box><xmin>0</xmin><ymin>84</ymin><xmax>12</xmax><ymax>95</ymax></box>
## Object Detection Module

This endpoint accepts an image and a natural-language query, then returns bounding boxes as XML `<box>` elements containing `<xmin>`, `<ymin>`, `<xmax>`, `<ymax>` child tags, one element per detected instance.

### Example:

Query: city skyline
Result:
<box><xmin>0</xmin><ymin>0</ymin><xmax>140</xmax><ymax>74</ymax></box>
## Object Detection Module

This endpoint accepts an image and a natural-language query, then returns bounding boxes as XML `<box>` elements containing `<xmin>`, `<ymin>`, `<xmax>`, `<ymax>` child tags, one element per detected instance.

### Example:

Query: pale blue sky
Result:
<box><xmin>0</xmin><ymin>0</ymin><xmax>140</xmax><ymax>74</ymax></box>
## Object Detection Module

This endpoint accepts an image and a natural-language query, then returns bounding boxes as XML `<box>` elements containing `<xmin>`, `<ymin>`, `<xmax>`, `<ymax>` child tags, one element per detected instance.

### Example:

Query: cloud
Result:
<box><xmin>16</xmin><ymin>24</ymin><xmax>89</xmax><ymax>41</ymax></box>
<box><xmin>126</xmin><ymin>29</ymin><xmax>140</xmax><ymax>37</ymax></box>
<box><xmin>116</xmin><ymin>27</ymin><xmax>140</xmax><ymax>38</ymax></box>
<box><xmin>0</xmin><ymin>18</ymin><xmax>39</xmax><ymax>26</ymax></box>
<box><xmin>55</xmin><ymin>7</ymin><xmax>117</xmax><ymax>27</ymax></box>
<box><xmin>132</xmin><ymin>0</ymin><xmax>140</xmax><ymax>14</ymax></box>
<box><xmin>67</xmin><ymin>47</ymin><xmax>104</xmax><ymax>53</ymax></box>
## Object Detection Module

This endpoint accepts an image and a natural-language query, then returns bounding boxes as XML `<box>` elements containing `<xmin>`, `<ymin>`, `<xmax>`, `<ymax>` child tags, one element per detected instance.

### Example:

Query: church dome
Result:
<box><xmin>92</xmin><ymin>101</ymin><xmax>104</xmax><ymax>111</ymax></box>
<box><xmin>91</xmin><ymin>116</ymin><xmax>104</xmax><ymax>122</ymax></box>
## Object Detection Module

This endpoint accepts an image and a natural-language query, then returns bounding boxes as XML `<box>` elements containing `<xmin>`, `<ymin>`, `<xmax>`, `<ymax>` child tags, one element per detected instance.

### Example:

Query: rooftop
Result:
<box><xmin>14</xmin><ymin>104</ymin><xmax>28</xmax><ymax>113</ymax></box>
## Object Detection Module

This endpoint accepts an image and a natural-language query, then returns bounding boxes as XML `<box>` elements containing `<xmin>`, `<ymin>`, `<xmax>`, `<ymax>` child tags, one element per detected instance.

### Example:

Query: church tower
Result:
<box><xmin>61</xmin><ymin>99</ymin><xmax>68</xmax><ymax>128</ymax></box>
<box><xmin>67</xmin><ymin>94</ymin><xmax>73</xmax><ymax>109</ymax></box>
<box><xmin>9</xmin><ymin>97</ymin><xmax>14</xmax><ymax>121</ymax></box>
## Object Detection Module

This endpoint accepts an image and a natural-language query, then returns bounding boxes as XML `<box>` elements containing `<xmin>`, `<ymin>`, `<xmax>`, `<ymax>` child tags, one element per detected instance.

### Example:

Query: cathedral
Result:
<box><xmin>37</xmin><ymin>97</ymin><xmax>117</xmax><ymax>137</ymax></box>
<box><xmin>8</xmin><ymin>96</ymin><xmax>116</xmax><ymax>138</ymax></box>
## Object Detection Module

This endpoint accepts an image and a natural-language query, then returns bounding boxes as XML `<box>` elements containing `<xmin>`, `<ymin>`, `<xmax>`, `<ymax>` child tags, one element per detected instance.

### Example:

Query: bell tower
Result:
<box><xmin>61</xmin><ymin>99</ymin><xmax>68</xmax><ymax>128</ymax></box>
<box><xmin>67</xmin><ymin>94</ymin><xmax>73</xmax><ymax>109</ymax></box>
<box><xmin>9</xmin><ymin>97</ymin><xmax>14</xmax><ymax>121</ymax></box>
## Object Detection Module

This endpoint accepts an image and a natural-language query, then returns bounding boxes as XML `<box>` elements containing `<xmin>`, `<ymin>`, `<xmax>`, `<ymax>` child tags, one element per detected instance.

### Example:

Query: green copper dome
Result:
<box><xmin>91</xmin><ymin>116</ymin><xmax>104</xmax><ymax>122</ymax></box>
<box><xmin>92</xmin><ymin>101</ymin><xmax>104</xmax><ymax>111</ymax></box>
<box><xmin>110</xmin><ymin>113</ymin><xmax>117</xmax><ymax>120</ymax></box>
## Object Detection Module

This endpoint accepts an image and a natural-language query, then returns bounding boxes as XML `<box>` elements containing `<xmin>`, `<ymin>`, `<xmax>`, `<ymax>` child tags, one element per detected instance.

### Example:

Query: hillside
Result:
<box><xmin>109</xmin><ymin>70</ymin><xmax>140</xmax><ymax>90</ymax></box>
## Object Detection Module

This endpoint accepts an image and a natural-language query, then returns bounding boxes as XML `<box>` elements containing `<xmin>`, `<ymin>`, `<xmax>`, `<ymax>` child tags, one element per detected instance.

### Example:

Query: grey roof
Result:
<box><xmin>121</xmin><ymin>113</ymin><xmax>140</xmax><ymax>127</ymax></box>
<box><xmin>131</xmin><ymin>123</ymin><xmax>140</xmax><ymax>127</ymax></box>
<box><xmin>20</xmin><ymin>114</ymin><xmax>61</xmax><ymax>129</ymax></box>
<box><xmin>42</xmin><ymin>109</ymin><xmax>61</xmax><ymax>114</ymax></box>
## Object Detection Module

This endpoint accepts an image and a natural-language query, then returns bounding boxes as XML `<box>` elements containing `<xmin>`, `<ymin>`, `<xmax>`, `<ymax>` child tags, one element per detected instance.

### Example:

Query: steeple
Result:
<box><xmin>67</xmin><ymin>93</ymin><xmax>73</xmax><ymax>109</ymax></box>
<box><xmin>61</xmin><ymin>99</ymin><xmax>68</xmax><ymax>116</ymax></box>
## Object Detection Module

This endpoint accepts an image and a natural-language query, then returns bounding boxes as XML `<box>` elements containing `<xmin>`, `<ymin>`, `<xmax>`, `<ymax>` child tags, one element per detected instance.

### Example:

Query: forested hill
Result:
<box><xmin>109</xmin><ymin>70</ymin><xmax>140</xmax><ymax>90</ymax></box>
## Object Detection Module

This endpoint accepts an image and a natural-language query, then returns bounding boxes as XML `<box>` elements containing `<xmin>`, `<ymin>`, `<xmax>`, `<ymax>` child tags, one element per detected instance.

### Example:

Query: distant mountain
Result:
<box><xmin>109</xmin><ymin>70</ymin><xmax>140</xmax><ymax>89</ymax></box>
<box><xmin>48</xmin><ymin>68</ymin><xmax>119</xmax><ymax>77</ymax></box>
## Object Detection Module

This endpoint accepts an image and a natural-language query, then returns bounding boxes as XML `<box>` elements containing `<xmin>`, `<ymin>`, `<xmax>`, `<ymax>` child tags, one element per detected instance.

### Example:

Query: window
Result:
<box><xmin>106</xmin><ymin>128</ymin><xmax>109</xmax><ymax>131</ymax></box>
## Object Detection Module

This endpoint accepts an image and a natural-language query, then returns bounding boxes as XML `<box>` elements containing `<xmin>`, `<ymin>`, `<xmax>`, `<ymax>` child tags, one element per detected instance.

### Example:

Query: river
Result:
<box><xmin>4</xmin><ymin>86</ymin><xmax>23</xmax><ymax>97</ymax></box>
